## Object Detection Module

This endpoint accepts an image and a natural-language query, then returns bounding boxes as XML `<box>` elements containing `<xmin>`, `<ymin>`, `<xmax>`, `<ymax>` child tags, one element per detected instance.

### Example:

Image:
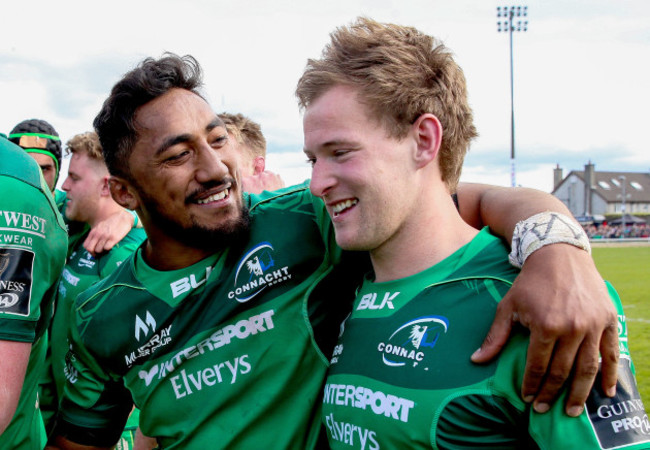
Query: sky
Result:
<box><xmin>1</xmin><ymin>0</ymin><xmax>649</xmax><ymax>193</ymax></box>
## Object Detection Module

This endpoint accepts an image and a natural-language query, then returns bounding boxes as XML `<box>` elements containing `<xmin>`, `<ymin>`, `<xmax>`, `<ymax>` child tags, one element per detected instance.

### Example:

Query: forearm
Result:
<box><xmin>0</xmin><ymin>341</ymin><xmax>30</xmax><ymax>436</ymax></box>
<box><xmin>456</xmin><ymin>182</ymin><xmax>573</xmax><ymax>245</ymax></box>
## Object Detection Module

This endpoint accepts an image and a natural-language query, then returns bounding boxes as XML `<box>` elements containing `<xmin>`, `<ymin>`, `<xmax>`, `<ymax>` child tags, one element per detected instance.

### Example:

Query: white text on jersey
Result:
<box><xmin>357</xmin><ymin>292</ymin><xmax>399</xmax><ymax>310</ymax></box>
<box><xmin>323</xmin><ymin>383</ymin><xmax>414</xmax><ymax>423</ymax></box>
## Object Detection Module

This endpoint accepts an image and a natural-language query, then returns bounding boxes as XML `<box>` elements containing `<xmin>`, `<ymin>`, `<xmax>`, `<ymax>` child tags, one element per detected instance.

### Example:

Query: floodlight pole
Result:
<box><xmin>497</xmin><ymin>6</ymin><xmax>528</xmax><ymax>187</ymax></box>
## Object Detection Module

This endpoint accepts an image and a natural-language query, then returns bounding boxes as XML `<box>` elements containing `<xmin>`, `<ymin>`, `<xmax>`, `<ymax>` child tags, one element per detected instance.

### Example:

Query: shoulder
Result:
<box><xmin>0</xmin><ymin>137</ymin><xmax>43</xmax><ymax>188</ymax></box>
<box><xmin>450</xmin><ymin>229</ymin><xmax>519</xmax><ymax>283</ymax></box>
<box><xmin>115</xmin><ymin>227</ymin><xmax>147</xmax><ymax>249</ymax></box>
<box><xmin>76</xmin><ymin>255</ymin><xmax>140</xmax><ymax>310</ymax></box>
<box><xmin>246</xmin><ymin>181</ymin><xmax>334</xmax><ymax>244</ymax></box>
<box><xmin>100</xmin><ymin>229</ymin><xmax>146</xmax><ymax>267</ymax></box>
<box><xmin>247</xmin><ymin>181</ymin><xmax>313</xmax><ymax>210</ymax></box>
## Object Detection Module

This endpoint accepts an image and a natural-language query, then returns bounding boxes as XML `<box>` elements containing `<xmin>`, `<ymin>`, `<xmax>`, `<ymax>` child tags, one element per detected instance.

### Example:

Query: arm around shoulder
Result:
<box><xmin>457</xmin><ymin>182</ymin><xmax>619</xmax><ymax>415</ymax></box>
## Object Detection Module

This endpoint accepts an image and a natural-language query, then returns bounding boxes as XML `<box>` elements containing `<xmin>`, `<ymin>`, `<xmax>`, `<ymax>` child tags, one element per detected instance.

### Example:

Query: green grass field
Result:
<box><xmin>592</xmin><ymin>245</ymin><xmax>650</xmax><ymax>402</ymax></box>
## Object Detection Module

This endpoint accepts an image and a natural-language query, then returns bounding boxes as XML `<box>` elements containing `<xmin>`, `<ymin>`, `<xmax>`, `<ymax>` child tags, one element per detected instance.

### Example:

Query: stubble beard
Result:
<box><xmin>142</xmin><ymin>191</ymin><xmax>251</xmax><ymax>252</ymax></box>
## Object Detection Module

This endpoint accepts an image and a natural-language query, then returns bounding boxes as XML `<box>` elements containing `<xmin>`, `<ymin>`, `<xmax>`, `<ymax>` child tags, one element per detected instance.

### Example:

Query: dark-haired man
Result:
<box><xmin>51</xmin><ymin>53</ymin><xmax>618</xmax><ymax>449</ymax></box>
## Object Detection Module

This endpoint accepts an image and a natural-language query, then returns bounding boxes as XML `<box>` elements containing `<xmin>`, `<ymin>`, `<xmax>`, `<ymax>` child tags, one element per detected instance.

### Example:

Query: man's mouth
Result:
<box><xmin>196</xmin><ymin>188</ymin><xmax>229</xmax><ymax>204</ymax></box>
<box><xmin>331</xmin><ymin>199</ymin><xmax>358</xmax><ymax>216</ymax></box>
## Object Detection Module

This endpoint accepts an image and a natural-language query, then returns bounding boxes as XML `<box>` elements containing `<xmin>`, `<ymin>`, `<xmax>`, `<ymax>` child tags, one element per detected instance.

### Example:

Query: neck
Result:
<box><xmin>370</xmin><ymin>189</ymin><xmax>478</xmax><ymax>283</ymax></box>
<box><xmin>86</xmin><ymin>201</ymin><xmax>124</xmax><ymax>228</ymax></box>
<box><xmin>141</xmin><ymin>235</ymin><xmax>214</xmax><ymax>271</ymax></box>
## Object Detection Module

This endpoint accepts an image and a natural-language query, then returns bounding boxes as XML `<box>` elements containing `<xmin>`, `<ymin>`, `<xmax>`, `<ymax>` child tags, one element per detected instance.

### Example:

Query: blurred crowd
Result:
<box><xmin>583</xmin><ymin>222</ymin><xmax>650</xmax><ymax>239</ymax></box>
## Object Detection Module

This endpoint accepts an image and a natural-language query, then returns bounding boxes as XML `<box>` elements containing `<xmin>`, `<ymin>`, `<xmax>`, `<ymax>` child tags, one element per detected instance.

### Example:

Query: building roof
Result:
<box><xmin>554</xmin><ymin>170</ymin><xmax>650</xmax><ymax>203</ymax></box>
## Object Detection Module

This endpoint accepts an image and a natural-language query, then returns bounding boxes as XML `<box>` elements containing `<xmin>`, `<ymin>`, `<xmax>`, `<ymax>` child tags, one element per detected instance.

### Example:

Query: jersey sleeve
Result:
<box><xmin>0</xmin><ymin>176</ymin><xmax>67</xmax><ymax>343</ymax></box>
<box><xmin>54</xmin><ymin>290</ymin><xmax>133</xmax><ymax>446</ymax></box>
<box><xmin>435</xmin><ymin>281</ymin><xmax>649</xmax><ymax>449</ymax></box>
<box><xmin>527</xmin><ymin>281</ymin><xmax>650</xmax><ymax>449</ymax></box>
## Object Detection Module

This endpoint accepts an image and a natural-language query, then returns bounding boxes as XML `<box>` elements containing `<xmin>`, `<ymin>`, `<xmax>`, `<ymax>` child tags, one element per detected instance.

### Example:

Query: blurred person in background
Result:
<box><xmin>0</xmin><ymin>134</ymin><xmax>67</xmax><ymax>448</ymax></box>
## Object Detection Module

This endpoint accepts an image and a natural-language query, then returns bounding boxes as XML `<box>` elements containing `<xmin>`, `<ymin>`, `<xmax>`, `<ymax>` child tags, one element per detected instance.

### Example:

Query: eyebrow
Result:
<box><xmin>303</xmin><ymin>138</ymin><xmax>355</xmax><ymax>153</ymax></box>
<box><xmin>154</xmin><ymin>118</ymin><xmax>224</xmax><ymax>157</ymax></box>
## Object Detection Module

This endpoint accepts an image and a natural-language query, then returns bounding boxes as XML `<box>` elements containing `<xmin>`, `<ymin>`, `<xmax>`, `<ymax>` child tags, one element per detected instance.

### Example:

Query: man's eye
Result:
<box><xmin>212</xmin><ymin>135</ymin><xmax>228</xmax><ymax>147</ymax></box>
<box><xmin>166</xmin><ymin>150</ymin><xmax>190</xmax><ymax>162</ymax></box>
<box><xmin>305</xmin><ymin>157</ymin><xmax>316</xmax><ymax>167</ymax></box>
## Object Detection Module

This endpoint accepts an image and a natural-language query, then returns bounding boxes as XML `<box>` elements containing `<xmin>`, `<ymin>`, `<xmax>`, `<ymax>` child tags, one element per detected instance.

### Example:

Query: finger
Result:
<box><xmin>82</xmin><ymin>233</ymin><xmax>100</xmax><ymax>256</ymax></box>
<box><xmin>98</xmin><ymin>236</ymin><xmax>117</xmax><ymax>255</ymax></box>
<box><xmin>599</xmin><ymin>322</ymin><xmax>620</xmax><ymax>397</ymax></box>
<box><xmin>529</xmin><ymin>336</ymin><xmax>583</xmax><ymax>413</ymax></box>
<box><xmin>471</xmin><ymin>299</ymin><xmax>515</xmax><ymax>364</ymax></box>
<box><xmin>520</xmin><ymin>329</ymin><xmax>557</xmax><ymax>405</ymax></box>
<box><xmin>562</xmin><ymin>336</ymin><xmax>600</xmax><ymax>417</ymax></box>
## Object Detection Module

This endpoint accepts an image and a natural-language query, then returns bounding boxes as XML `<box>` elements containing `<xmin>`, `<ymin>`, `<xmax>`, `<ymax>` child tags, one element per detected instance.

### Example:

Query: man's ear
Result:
<box><xmin>252</xmin><ymin>156</ymin><xmax>266</xmax><ymax>175</ymax></box>
<box><xmin>412</xmin><ymin>113</ymin><xmax>443</xmax><ymax>169</ymax></box>
<box><xmin>109</xmin><ymin>176</ymin><xmax>139</xmax><ymax>210</ymax></box>
<box><xmin>100</xmin><ymin>176</ymin><xmax>112</xmax><ymax>197</ymax></box>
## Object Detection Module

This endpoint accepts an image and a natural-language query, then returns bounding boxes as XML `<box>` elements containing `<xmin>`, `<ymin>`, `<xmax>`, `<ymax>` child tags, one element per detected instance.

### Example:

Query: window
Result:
<box><xmin>598</xmin><ymin>181</ymin><xmax>611</xmax><ymax>190</ymax></box>
<box><xmin>630</xmin><ymin>181</ymin><xmax>643</xmax><ymax>190</ymax></box>
<box><xmin>610</xmin><ymin>178</ymin><xmax>620</xmax><ymax>187</ymax></box>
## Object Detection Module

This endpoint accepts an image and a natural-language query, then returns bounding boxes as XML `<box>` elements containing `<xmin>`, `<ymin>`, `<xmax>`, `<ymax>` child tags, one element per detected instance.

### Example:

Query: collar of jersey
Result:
<box><xmin>133</xmin><ymin>247</ymin><xmax>227</xmax><ymax>306</ymax></box>
<box><xmin>360</xmin><ymin>227</ymin><xmax>502</xmax><ymax>302</ymax></box>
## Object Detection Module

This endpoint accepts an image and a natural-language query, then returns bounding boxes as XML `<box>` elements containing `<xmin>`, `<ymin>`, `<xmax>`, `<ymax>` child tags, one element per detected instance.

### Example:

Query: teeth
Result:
<box><xmin>197</xmin><ymin>189</ymin><xmax>228</xmax><ymax>204</ymax></box>
<box><xmin>332</xmin><ymin>199</ymin><xmax>358</xmax><ymax>214</ymax></box>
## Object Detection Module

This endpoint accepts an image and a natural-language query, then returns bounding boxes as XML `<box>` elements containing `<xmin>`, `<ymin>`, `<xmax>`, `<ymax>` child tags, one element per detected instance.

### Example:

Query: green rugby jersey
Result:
<box><xmin>42</xmin><ymin>227</ymin><xmax>146</xmax><ymax>436</ymax></box>
<box><xmin>57</xmin><ymin>183</ymin><xmax>361</xmax><ymax>449</ymax></box>
<box><xmin>52</xmin><ymin>226</ymin><xmax>146</xmax><ymax>396</ymax></box>
<box><xmin>323</xmin><ymin>228</ymin><xmax>649</xmax><ymax>449</ymax></box>
<box><xmin>0</xmin><ymin>136</ymin><xmax>68</xmax><ymax>449</ymax></box>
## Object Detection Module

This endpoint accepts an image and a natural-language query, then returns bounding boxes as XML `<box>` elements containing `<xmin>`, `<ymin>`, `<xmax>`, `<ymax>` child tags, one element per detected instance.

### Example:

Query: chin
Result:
<box><xmin>335</xmin><ymin>235</ymin><xmax>372</xmax><ymax>252</ymax></box>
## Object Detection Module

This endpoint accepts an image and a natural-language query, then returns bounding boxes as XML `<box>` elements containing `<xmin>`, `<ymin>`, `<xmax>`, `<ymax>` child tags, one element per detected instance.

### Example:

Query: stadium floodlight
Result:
<box><xmin>496</xmin><ymin>5</ymin><xmax>528</xmax><ymax>187</ymax></box>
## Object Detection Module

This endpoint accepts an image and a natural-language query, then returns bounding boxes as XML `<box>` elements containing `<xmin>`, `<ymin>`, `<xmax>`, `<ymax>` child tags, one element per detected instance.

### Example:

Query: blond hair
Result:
<box><xmin>296</xmin><ymin>17</ymin><xmax>477</xmax><ymax>191</ymax></box>
<box><xmin>218</xmin><ymin>112</ymin><xmax>266</xmax><ymax>160</ymax></box>
<box><xmin>66</xmin><ymin>131</ymin><xmax>104</xmax><ymax>161</ymax></box>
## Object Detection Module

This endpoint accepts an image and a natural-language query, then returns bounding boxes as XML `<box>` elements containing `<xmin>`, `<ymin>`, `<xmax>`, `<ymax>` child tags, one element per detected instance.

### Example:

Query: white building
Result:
<box><xmin>552</xmin><ymin>162</ymin><xmax>650</xmax><ymax>219</ymax></box>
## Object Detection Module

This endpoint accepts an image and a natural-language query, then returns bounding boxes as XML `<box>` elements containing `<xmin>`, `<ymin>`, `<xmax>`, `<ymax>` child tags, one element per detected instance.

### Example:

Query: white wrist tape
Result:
<box><xmin>509</xmin><ymin>211</ymin><xmax>591</xmax><ymax>268</ymax></box>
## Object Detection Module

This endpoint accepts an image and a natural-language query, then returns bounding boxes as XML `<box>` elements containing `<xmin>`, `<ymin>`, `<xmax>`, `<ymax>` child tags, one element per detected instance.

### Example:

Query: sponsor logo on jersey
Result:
<box><xmin>324</xmin><ymin>413</ymin><xmax>379</xmax><ymax>450</ymax></box>
<box><xmin>331</xmin><ymin>344</ymin><xmax>344</xmax><ymax>365</ymax></box>
<box><xmin>618</xmin><ymin>314</ymin><xmax>630</xmax><ymax>356</ymax></box>
<box><xmin>125</xmin><ymin>324</ymin><xmax>173</xmax><ymax>368</ymax></box>
<box><xmin>323</xmin><ymin>383</ymin><xmax>414</xmax><ymax>423</ymax></box>
<box><xmin>61</xmin><ymin>267</ymin><xmax>80</xmax><ymax>287</ymax></box>
<box><xmin>0</xmin><ymin>253</ymin><xmax>9</xmax><ymax>276</ymax></box>
<box><xmin>169</xmin><ymin>354</ymin><xmax>252</xmax><ymax>399</ymax></box>
<box><xmin>586</xmin><ymin>358</ymin><xmax>650</xmax><ymax>448</ymax></box>
<box><xmin>378</xmin><ymin>316</ymin><xmax>448</xmax><ymax>369</ymax></box>
<box><xmin>0</xmin><ymin>248</ymin><xmax>33</xmax><ymax>316</ymax></box>
<box><xmin>169</xmin><ymin>264</ymin><xmax>215</xmax><ymax>298</ymax></box>
<box><xmin>356</xmin><ymin>291</ymin><xmax>399</xmax><ymax>311</ymax></box>
<box><xmin>77</xmin><ymin>251</ymin><xmax>96</xmax><ymax>269</ymax></box>
<box><xmin>0</xmin><ymin>210</ymin><xmax>47</xmax><ymax>237</ymax></box>
<box><xmin>64</xmin><ymin>360</ymin><xmax>79</xmax><ymax>384</ymax></box>
<box><xmin>135</xmin><ymin>311</ymin><xmax>157</xmax><ymax>341</ymax></box>
<box><xmin>137</xmin><ymin>309</ymin><xmax>275</xmax><ymax>386</ymax></box>
<box><xmin>227</xmin><ymin>242</ymin><xmax>291</xmax><ymax>303</ymax></box>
